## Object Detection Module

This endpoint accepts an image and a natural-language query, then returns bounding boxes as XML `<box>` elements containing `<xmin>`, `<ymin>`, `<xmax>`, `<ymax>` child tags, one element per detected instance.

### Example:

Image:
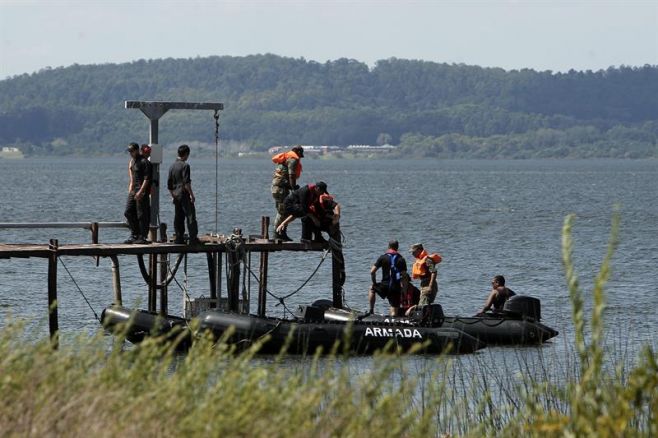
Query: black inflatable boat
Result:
<box><xmin>101</xmin><ymin>303</ymin><xmax>485</xmax><ymax>355</ymax></box>
<box><xmin>442</xmin><ymin>296</ymin><xmax>559</xmax><ymax>345</ymax></box>
<box><xmin>320</xmin><ymin>295</ymin><xmax>558</xmax><ymax>345</ymax></box>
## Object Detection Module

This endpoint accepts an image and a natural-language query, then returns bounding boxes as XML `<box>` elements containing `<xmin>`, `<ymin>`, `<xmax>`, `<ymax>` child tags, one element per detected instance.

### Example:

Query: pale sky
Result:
<box><xmin>1</xmin><ymin>0</ymin><xmax>657</xmax><ymax>79</ymax></box>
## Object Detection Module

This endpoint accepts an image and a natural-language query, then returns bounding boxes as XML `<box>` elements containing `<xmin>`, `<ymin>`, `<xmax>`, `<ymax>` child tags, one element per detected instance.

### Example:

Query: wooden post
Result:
<box><xmin>91</xmin><ymin>222</ymin><xmax>100</xmax><ymax>266</ymax></box>
<box><xmin>48</xmin><ymin>239</ymin><xmax>59</xmax><ymax>349</ymax></box>
<box><xmin>149</xmin><ymin>254</ymin><xmax>157</xmax><ymax>313</ymax></box>
<box><xmin>159</xmin><ymin>223</ymin><xmax>168</xmax><ymax>316</ymax></box>
<box><xmin>207</xmin><ymin>252</ymin><xmax>217</xmax><ymax>306</ymax></box>
<box><xmin>216</xmin><ymin>252</ymin><xmax>222</xmax><ymax>308</ymax></box>
<box><xmin>258</xmin><ymin>216</ymin><xmax>269</xmax><ymax>317</ymax></box>
<box><xmin>110</xmin><ymin>255</ymin><xmax>122</xmax><ymax>306</ymax></box>
<box><xmin>330</xmin><ymin>226</ymin><xmax>345</xmax><ymax>309</ymax></box>
<box><xmin>227</xmin><ymin>229</ymin><xmax>242</xmax><ymax>313</ymax></box>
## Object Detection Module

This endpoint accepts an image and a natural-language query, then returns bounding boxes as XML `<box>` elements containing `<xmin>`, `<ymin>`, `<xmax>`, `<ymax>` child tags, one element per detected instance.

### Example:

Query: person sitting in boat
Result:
<box><xmin>399</xmin><ymin>272</ymin><xmax>420</xmax><ymax>316</ymax></box>
<box><xmin>368</xmin><ymin>240</ymin><xmax>407</xmax><ymax>316</ymax></box>
<box><xmin>476</xmin><ymin>275</ymin><xmax>516</xmax><ymax>316</ymax></box>
<box><xmin>276</xmin><ymin>182</ymin><xmax>333</xmax><ymax>242</ymax></box>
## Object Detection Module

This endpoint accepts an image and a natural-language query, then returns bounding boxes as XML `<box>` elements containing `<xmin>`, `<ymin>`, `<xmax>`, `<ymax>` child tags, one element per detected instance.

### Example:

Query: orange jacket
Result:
<box><xmin>411</xmin><ymin>250</ymin><xmax>442</xmax><ymax>279</ymax></box>
<box><xmin>272</xmin><ymin>150</ymin><xmax>302</xmax><ymax>180</ymax></box>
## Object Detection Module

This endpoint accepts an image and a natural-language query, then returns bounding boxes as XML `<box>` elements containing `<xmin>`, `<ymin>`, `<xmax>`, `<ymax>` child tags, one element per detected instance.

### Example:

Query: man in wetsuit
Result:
<box><xmin>271</xmin><ymin>145</ymin><xmax>304</xmax><ymax>241</ymax></box>
<box><xmin>476</xmin><ymin>275</ymin><xmax>516</xmax><ymax>316</ymax></box>
<box><xmin>368</xmin><ymin>240</ymin><xmax>408</xmax><ymax>316</ymax></box>
<box><xmin>167</xmin><ymin>144</ymin><xmax>199</xmax><ymax>245</ymax></box>
<box><xmin>124</xmin><ymin>142</ymin><xmax>152</xmax><ymax>244</ymax></box>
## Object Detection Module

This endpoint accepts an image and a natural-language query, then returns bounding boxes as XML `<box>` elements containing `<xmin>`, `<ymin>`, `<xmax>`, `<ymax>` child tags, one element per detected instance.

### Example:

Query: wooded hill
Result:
<box><xmin>1</xmin><ymin>54</ymin><xmax>657</xmax><ymax>158</ymax></box>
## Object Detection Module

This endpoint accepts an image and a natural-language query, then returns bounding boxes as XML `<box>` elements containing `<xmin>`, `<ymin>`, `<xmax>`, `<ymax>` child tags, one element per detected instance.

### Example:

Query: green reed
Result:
<box><xmin>0</xmin><ymin>213</ymin><xmax>656</xmax><ymax>437</ymax></box>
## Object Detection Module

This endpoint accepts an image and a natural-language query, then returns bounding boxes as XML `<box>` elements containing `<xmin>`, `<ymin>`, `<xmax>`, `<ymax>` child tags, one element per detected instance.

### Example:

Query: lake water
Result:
<box><xmin>1</xmin><ymin>157</ymin><xmax>656</xmax><ymax>367</ymax></box>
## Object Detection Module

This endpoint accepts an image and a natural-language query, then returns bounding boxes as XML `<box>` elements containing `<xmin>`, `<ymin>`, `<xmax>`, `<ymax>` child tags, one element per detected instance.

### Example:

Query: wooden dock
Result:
<box><xmin>0</xmin><ymin>237</ymin><xmax>327</xmax><ymax>259</ymax></box>
<box><xmin>0</xmin><ymin>221</ymin><xmax>344</xmax><ymax>349</ymax></box>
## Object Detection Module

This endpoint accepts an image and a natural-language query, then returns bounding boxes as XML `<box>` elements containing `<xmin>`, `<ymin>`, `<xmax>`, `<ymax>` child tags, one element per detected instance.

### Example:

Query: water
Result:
<box><xmin>1</xmin><ymin>157</ymin><xmax>657</xmax><ymax>364</ymax></box>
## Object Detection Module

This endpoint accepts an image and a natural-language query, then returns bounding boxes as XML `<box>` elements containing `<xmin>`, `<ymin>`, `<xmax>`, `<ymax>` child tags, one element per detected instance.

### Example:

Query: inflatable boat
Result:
<box><xmin>101</xmin><ymin>302</ymin><xmax>485</xmax><ymax>355</ymax></box>
<box><xmin>442</xmin><ymin>295</ymin><xmax>559</xmax><ymax>344</ymax></box>
<box><xmin>320</xmin><ymin>295</ymin><xmax>558</xmax><ymax>345</ymax></box>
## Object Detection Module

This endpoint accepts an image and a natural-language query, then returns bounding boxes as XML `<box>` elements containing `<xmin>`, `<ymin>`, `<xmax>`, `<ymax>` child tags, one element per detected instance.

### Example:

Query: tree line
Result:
<box><xmin>0</xmin><ymin>54</ymin><xmax>656</xmax><ymax>158</ymax></box>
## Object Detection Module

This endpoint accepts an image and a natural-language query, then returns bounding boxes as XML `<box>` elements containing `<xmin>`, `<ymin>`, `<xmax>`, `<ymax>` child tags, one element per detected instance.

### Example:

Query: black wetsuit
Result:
<box><xmin>124</xmin><ymin>155</ymin><xmax>151</xmax><ymax>239</ymax></box>
<box><xmin>167</xmin><ymin>158</ymin><xmax>197</xmax><ymax>242</ymax></box>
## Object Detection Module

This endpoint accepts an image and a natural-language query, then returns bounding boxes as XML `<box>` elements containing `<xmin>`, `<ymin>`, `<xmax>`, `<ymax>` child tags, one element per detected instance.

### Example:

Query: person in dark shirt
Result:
<box><xmin>276</xmin><ymin>182</ymin><xmax>330</xmax><ymax>242</ymax></box>
<box><xmin>124</xmin><ymin>142</ymin><xmax>152</xmax><ymax>244</ymax></box>
<box><xmin>368</xmin><ymin>240</ymin><xmax>408</xmax><ymax>315</ymax></box>
<box><xmin>167</xmin><ymin>144</ymin><xmax>199</xmax><ymax>245</ymax></box>
<box><xmin>476</xmin><ymin>275</ymin><xmax>516</xmax><ymax>316</ymax></box>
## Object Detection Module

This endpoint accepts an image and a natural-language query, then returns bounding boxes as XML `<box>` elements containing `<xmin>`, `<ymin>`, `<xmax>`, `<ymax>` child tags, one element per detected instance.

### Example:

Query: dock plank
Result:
<box><xmin>0</xmin><ymin>239</ymin><xmax>327</xmax><ymax>259</ymax></box>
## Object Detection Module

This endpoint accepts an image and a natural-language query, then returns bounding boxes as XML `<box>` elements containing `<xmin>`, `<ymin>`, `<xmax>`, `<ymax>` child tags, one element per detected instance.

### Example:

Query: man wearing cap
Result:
<box><xmin>368</xmin><ymin>240</ymin><xmax>407</xmax><ymax>315</ymax></box>
<box><xmin>271</xmin><ymin>145</ymin><xmax>304</xmax><ymax>241</ymax></box>
<box><xmin>124</xmin><ymin>142</ymin><xmax>152</xmax><ymax>244</ymax></box>
<box><xmin>167</xmin><ymin>144</ymin><xmax>198</xmax><ymax>245</ymax></box>
<box><xmin>409</xmin><ymin>243</ymin><xmax>440</xmax><ymax>307</ymax></box>
<box><xmin>277</xmin><ymin>182</ymin><xmax>329</xmax><ymax>242</ymax></box>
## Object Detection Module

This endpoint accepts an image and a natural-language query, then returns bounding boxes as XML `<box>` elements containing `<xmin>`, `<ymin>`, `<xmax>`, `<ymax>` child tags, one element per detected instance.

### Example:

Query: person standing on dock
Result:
<box><xmin>271</xmin><ymin>145</ymin><xmax>304</xmax><ymax>241</ymax></box>
<box><xmin>124</xmin><ymin>142</ymin><xmax>152</xmax><ymax>244</ymax></box>
<box><xmin>368</xmin><ymin>240</ymin><xmax>407</xmax><ymax>316</ymax></box>
<box><xmin>167</xmin><ymin>144</ymin><xmax>199</xmax><ymax>245</ymax></box>
<box><xmin>409</xmin><ymin>243</ymin><xmax>441</xmax><ymax>307</ymax></box>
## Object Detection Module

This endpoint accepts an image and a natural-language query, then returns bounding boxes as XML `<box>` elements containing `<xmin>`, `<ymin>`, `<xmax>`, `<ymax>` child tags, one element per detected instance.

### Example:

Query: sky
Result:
<box><xmin>1</xmin><ymin>0</ymin><xmax>657</xmax><ymax>79</ymax></box>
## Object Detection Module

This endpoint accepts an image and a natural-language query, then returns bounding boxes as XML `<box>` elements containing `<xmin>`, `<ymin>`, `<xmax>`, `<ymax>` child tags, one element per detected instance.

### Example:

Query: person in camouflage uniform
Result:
<box><xmin>271</xmin><ymin>145</ymin><xmax>304</xmax><ymax>241</ymax></box>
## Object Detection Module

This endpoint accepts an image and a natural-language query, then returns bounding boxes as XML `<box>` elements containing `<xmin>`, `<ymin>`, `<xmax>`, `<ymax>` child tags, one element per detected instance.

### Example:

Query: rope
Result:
<box><xmin>58</xmin><ymin>257</ymin><xmax>100</xmax><ymax>322</ymax></box>
<box><xmin>213</xmin><ymin>110</ymin><xmax>220</xmax><ymax>235</ymax></box>
<box><xmin>242</xmin><ymin>248</ymin><xmax>331</xmax><ymax>317</ymax></box>
<box><xmin>452</xmin><ymin>316</ymin><xmax>508</xmax><ymax>327</ymax></box>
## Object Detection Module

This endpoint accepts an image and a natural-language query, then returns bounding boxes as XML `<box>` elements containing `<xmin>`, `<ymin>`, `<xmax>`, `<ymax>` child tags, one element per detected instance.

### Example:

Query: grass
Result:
<box><xmin>0</xmin><ymin>213</ymin><xmax>656</xmax><ymax>437</ymax></box>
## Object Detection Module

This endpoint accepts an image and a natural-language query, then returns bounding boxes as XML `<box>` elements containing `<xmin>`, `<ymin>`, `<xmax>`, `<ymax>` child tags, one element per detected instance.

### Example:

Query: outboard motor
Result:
<box><xmin>409</xmin><ymin>304</ymin><xmax>445</xmax><ymax>327</ymax></box>
<box><xmin>296</xmin><ymin>305</ymin><xmax>325</xmax><ymax>323</ymax></box>
<box><xmin>503</xmin><ymin>295</ymin><xmax>541</xmax><ymax>321</ymax></box>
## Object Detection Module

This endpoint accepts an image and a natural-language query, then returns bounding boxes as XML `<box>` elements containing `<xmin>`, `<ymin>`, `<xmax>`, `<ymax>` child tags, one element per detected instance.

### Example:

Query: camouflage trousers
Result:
<box><xmin>271</xmin><ymin>185</ymin><xmax>290</xmax><ymax>229</ymax></box>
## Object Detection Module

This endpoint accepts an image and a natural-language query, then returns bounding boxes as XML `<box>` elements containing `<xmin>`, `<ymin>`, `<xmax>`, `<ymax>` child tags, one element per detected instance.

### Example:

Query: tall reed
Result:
<box><xmin>0</xmin><ymin>213</ymin><xmax>656</xmax><ymax>437</ymax></box>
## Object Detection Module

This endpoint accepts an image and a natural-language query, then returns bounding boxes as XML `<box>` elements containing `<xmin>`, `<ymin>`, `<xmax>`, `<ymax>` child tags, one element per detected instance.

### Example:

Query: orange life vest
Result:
<box><xmin>411</xmin><ymin>250</ymin><xmax>442</xmax><ymax>279</ymax></box>
<box><xmin>272</xmin><ymin>150</ymin><xmax>302</xmax><ymax>180</ymax></box>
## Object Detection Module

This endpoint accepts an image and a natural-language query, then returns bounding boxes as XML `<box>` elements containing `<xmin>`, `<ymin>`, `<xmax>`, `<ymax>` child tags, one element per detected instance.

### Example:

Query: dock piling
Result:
<box><xmin>110</xmin><ymin>255</ymin><xmax>122</xmax><ymax>306</ymax></box>
<box><xmin>258</xmin><ymin>217</ymin><xmax>270</xmax><ymax>317</ymax></box>
<box><xmin>159</xmin><ymin>224</ymin><xmax>168</xmax><ymax>315</ymax></box>
<box><xmin>47</xmin><ymin>239</ymin><xmax>59</xmax><ymax>349</ymax></box>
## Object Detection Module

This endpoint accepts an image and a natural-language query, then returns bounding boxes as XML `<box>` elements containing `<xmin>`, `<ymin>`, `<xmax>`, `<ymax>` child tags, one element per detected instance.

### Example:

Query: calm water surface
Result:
<box><xmin>1</xmin><ymin>157</ymin><xmax>656</xmax><ymax>369</ymax></box>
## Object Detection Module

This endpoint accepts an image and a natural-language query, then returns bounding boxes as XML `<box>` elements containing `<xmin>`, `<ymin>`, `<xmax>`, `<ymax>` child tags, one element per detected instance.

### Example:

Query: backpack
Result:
<box><xmin>387</xmin><ymin>253</ymin><xmax>401</xmax><ymax>288</ymax></box>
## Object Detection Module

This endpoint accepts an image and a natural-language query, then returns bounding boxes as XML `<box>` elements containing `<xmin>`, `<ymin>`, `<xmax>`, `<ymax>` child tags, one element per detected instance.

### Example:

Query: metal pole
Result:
<box><xmin>258</xmin><ymin>217</ymin><xmax>269</xmax><ymax>317</ymax></box>
<box><xmin>48</xmin><ymin>239</ymin><xmax>59</xmax><ymax>349</ymax></box>
<box><xmin>110</xmin><ymin>255</ymin><xmax>122</xmax><ymax>306</ymax></box>
<box><xmin>159</xmin><ymin>223</ymin><xmax>168</xmax><ymax>316</ymax></box>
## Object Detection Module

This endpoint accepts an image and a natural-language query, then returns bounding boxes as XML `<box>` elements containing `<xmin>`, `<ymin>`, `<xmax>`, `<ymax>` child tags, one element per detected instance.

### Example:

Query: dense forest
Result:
<box><xmin>0</xmin><ymin>54</ymin><xmax>657</xmax><ymax>158</ymax></box>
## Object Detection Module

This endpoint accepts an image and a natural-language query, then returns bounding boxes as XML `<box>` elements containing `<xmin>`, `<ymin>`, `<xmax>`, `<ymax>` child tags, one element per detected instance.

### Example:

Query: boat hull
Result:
<box><xmin>442</xmin><ymin>315</ymin><xmax>558</xmax><ymax>345</ymax></box>
<box><xmin>101</xmin><ymin>306</ymin><xmax>485</xmax><ymax>355</ymax></box>
<box><xmin>199</xmin><ymin>310</ymin><xmax>484</xmax><ymax>355</ymax></box>
<box><xmin>331</xmin><ymin>307</ymin><xmax>558</xmax><ymax>345</ymax></box>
